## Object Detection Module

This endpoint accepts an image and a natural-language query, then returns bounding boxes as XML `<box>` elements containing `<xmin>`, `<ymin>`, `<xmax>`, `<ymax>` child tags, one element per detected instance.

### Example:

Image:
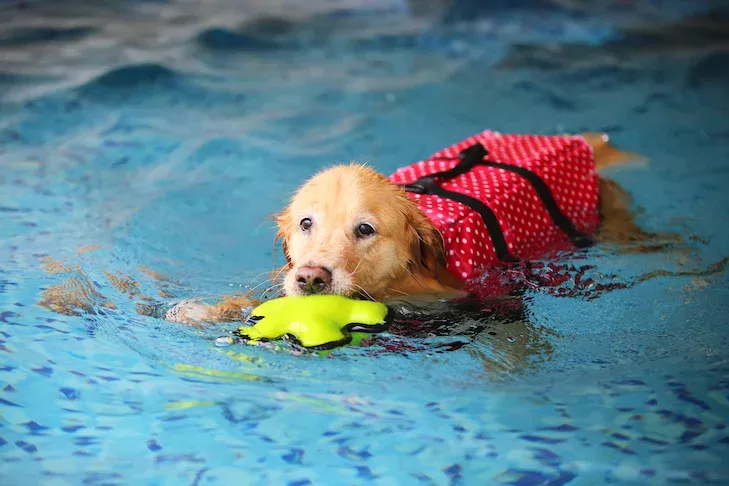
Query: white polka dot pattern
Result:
<box><xmin>388</xmin><ymin>130</ymin><xmax>600</xmax><ymax>281</ymax></box>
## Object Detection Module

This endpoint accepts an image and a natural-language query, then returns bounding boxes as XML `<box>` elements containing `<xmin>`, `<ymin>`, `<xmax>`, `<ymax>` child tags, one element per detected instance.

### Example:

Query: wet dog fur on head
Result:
<box><xmin>275</xmin><ymin>164</ymin><xmax>461</xmax><ymax>301</ymax></box>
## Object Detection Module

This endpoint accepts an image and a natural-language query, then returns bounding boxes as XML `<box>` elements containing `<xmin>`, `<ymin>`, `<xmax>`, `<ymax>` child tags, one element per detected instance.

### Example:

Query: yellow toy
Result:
<box><xmin>229</xmin><ymin>295</ymin><xmax>392</xmax><ymax>351</ymax></box>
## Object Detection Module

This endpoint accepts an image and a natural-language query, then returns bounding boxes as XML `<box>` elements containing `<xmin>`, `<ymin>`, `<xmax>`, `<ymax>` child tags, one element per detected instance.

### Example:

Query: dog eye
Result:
<box><xmin>300</xmin><ymin>218</ymin><xmax>313</xmax><ymax>232</ymax></box>
<box><xmin>356</xmin><ymin>223</ymin><xmax>375</xmax><ymax>238</ymax></box>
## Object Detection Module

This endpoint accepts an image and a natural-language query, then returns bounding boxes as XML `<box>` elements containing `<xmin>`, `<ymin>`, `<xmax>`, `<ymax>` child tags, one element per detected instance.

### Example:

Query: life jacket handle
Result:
<box><xmin>401</xmin><ymin>144</ymin><xmax>487</xmax><ymax>194</ymax></box>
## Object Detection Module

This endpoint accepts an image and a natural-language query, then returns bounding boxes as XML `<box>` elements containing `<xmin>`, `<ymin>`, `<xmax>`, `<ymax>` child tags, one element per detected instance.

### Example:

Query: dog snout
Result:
<box><xmin>295</xmin><ymin>266</ymin><xmax>332</xmax><ymax>294</ymax></box>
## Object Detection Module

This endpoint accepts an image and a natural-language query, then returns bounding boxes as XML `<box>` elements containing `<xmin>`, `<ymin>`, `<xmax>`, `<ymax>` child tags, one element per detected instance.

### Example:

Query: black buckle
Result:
<box><xmin>403</xmin><ymin>176</ymin><xmax>436</xmax><ymax>194</ymax></box>
<box><xmin>458</xmin><ymin>143</ymin><xmax>488</xmax><ymax>166</ymax></box>
<box><xmin>402</xmin><ymin>143</ymin><xmax>489</xmax><ymax>195</ymax></box>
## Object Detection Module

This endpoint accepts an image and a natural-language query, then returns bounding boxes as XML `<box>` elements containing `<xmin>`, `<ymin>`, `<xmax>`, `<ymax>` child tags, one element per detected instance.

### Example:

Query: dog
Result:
<box><xmin>40</xmin><ymin>131</ymin><xmax>685</xmax><ymax>330</ymax></box>
<box><xmin>150</xmin><ymin>131</ymin><xmax>672</xmax><ymax>326</ymax></box>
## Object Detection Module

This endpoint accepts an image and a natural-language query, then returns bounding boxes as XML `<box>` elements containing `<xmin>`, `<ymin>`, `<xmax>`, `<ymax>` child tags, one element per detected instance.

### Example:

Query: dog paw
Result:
<box><xmin>164</xmin><ymin>300</ymin><xmax>213</xmax><ymax>325</ymax></box>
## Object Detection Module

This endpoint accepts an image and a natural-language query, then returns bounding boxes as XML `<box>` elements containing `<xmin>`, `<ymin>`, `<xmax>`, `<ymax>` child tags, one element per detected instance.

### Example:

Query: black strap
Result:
<box><xmin>402</xmin><ymin>144</ymin><xmax>489</xmax><ymax>193</ymax></box>
<box><xmin>480</xmin><ymin>161</ymin><xmax>593</xmax><ymax>248</ymax></box>
<box><xmin>400</xmin><ymin>143</ymin><xmax>593</xmax><ymax>262</ymax></box>
<box><xmin>426</xmin><ymin>183</ymin><xmax>517</xmax><ymax>263</ymax></box>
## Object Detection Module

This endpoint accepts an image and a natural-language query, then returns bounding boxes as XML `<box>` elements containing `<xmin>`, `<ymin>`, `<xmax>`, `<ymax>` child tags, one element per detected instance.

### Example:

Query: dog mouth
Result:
<box><xmin>353</xmin><ymin>291</ymin><xmax>375</xmax><ymax>301</ymax></box>
<box><xmin>285</xmin><ymin>266</ymin><xmax>373</xmax><ymax>300</ymax></box>
<box><xmin>293</xmin><ymin>288</ymin><xmax>372</xmax><ymax>301</ymax></box>
<box><xmin>297</xmin><ymin>278</ymin><xmax>329</xmax><ymax>295</ymax></box>
<box><xmin>292</xmin><ymin>285</ymin><xmax>369</xmax><ymax>299</ymax></box>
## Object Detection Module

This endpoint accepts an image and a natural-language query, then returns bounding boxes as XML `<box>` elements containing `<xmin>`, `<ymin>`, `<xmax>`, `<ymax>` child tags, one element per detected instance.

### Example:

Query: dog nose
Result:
<box><xmin>295</xmin><ymin>266</ymin><xmax>332</xmax><ymax>294</ymax></box>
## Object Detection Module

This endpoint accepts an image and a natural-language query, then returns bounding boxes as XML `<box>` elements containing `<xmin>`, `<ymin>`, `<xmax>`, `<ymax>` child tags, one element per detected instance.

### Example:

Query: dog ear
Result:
<box><xmin>408</xmin><ymin>209</ymin><xmax>446</xmax><ymax>274</ymax></box>
<box><xmin>273</xmin><ymin>210</ymin><xmax>292</xmax><ymax>265</ymax></box>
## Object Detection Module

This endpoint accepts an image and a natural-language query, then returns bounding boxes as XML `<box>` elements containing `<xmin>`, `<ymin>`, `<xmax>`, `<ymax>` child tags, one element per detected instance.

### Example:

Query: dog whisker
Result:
<box><xmin>269</xmin><ymin>265</ymin><xmax>287</xmax><ymax>283</ymax></box>
<box><xmin>352</xmin><ymin>284</ymin><xmax>375</xmax><ymax>302</ymax></box>
<box><xmin>350</xmin><ymin>257</ymin><xmax>364</xmax><ymax>277</ymax></box>
<box><xmin>246</xmin><ymin>277</ymin><xmax>277</xmax><ymax>294</ymax></box>
<box><xmin>249</xmin><ymin>269</ymin><xmax>275</xmax><ymax>284</ymax></box>
<box><xmin>263</xmin><ymin>283</ymin><xmax>285</xmax><ymax>296</ymax></box>
<box><xmin>386</xmin><ymin>287</ymin><xmax>410</xmax><ymax>296</ymax></box>
<box><xmin>398</xmin><ymin>261</ymin><xmax>418</xmax><ymax>280</ymax></box>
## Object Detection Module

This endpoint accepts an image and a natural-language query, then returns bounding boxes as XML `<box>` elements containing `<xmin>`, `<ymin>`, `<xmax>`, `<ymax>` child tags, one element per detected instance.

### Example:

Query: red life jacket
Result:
<box><xmin>388</xmin><ymin>130</ymin><xmax>600</xmax><ymax>281</ymax></box>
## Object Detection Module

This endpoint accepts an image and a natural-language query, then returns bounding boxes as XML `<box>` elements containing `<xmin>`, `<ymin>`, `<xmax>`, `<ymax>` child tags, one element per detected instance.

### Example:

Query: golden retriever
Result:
<box><xmin>154</xmin><ymin>132</ymin><xmax>664</xmax><ymax>324</ymax></box>
<box><xmin>40</xmin><ymin>132</ymin><xmax>677</xmax><ymax>327</ymax></box>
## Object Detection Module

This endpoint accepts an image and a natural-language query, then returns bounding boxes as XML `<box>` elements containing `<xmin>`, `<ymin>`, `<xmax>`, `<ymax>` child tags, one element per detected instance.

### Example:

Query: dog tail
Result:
<box><xmin>581</xmin><ymin>132</ymin><xmax>647</xmax><ymax>171</ymax></box>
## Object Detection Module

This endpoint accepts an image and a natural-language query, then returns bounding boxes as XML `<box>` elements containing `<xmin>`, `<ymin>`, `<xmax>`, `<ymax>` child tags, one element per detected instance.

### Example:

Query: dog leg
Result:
<box><xmin>581</xmin><ymin>132</ymin><xmax>646</xmax><ymax>171</ymax></box>
<box><xmin>161</xmin><ymin>294</ymin><xmax>259</xmax><ymax>325</ymax></box>
<box><xmin>581</xmin><ymin>133</ymin><xmax>680</xmax><ymax>250</ymax></box>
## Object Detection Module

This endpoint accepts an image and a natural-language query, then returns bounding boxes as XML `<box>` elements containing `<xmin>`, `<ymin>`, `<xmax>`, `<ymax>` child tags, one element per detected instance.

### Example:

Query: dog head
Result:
<box><xmin>275</xmin><ymin>164</ymin><xmax>447</xmax><ymax>300</ymax></box>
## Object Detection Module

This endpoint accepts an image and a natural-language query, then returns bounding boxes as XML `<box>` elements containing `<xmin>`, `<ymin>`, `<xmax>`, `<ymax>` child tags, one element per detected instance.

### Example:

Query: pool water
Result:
<box><xmin>2</xmin><ymin>0</ymin><xmax>729</xmax><ymax>484</ymax></box>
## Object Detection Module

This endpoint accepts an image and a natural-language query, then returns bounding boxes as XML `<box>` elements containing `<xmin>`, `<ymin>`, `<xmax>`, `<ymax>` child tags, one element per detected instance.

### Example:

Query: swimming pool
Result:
<box><xmin>2</xmin><ymin>0</ymin><xmax>729</xmax><ymax>483</ymax></box>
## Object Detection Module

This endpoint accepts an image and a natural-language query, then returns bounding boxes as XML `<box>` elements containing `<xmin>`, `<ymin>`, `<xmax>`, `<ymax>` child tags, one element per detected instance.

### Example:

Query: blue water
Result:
<box><xmin>2</xmin><ymin>0</ymin><xmax>729</xmax><ymax>484</ymax></box>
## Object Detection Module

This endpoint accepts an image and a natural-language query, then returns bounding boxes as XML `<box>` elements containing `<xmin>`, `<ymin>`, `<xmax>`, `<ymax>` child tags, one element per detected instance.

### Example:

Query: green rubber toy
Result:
<box><xmin>233</xmin><ymin>295</ymin><xmax>392</xmax><ymax>351</ymax></box>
